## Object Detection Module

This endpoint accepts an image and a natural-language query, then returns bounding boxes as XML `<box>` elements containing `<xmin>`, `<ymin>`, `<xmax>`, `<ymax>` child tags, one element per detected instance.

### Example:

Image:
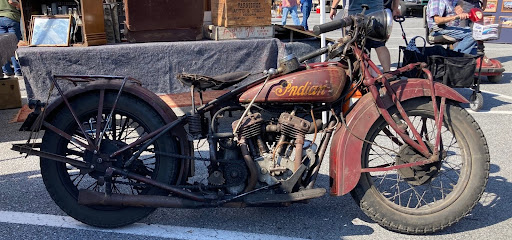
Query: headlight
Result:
<box><xmin>365</xmin><ymin>9</ymin><xmax>393</xmax><ymax>42</ymax></box>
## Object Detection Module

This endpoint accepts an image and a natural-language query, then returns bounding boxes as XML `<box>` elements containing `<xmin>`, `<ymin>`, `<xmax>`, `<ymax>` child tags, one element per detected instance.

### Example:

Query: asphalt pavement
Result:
<box><xmin>0</xmin><ymin>12</ymin><xmax>511</xmax><ymax>240</ymax></box>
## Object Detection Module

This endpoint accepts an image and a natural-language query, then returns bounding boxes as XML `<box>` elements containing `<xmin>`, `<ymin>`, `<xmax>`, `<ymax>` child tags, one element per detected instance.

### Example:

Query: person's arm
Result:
<box><xmin>391</xmin><ymin>0</ymin><xmax>400</xmax><ymax>17</ymax></box>
<box><xmin>330</xmin><ymin>0</ymin><xmax>342</xmax><ymax>20</ymax></box>
<box><xmin>8</xmin><ymin>0</ymin><xmax>20</xmax><ymax>9</ymax></box>
<box><xmin>430</xmin><ymin>0</ymin><xmax>468</xmax><ymax>26</ymax></box>
<box><xmin>433</xmin><ymin>12</ymin><xmax>469</xmax><ymax>25</ymax></box>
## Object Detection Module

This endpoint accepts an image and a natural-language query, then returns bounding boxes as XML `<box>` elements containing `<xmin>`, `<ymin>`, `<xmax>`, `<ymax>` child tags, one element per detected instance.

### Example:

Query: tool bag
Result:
<box><xmin>400</xmin><ymin>36</ymin><xmax>477</xmax><ymax>88</ymax></box>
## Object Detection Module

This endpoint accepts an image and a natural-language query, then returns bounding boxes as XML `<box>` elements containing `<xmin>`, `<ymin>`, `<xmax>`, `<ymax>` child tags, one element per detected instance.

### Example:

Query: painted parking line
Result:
<box><xmin>469</xmin><ymin>110</ymin><xmax>512</xmax><ymax>114</ymax></box>
<box><xmin>480</xmin><ymin>90</ymin><xmax>512</xmax><ymax>101</ymax></box>
<box><xmin>388</xmin><ymin>46</ymin><xmax>512</xmax><ymax>51</ymax></box>
<box><xmin>0</xmin><ymin>211</ymin><xmax>306</xmax><ymax>240</ymax></box>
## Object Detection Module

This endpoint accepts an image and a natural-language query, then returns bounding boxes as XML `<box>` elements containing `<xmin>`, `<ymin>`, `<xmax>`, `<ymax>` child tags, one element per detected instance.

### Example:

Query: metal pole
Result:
<box><xmin>320</xmin><ymin>0</ymin><xmax>328</xmax><ymax>124</ymax></box>
<box><xmin>320</xmin><ymin>0</ymin><xmax>326</xmax><ymax>62</ymax></box>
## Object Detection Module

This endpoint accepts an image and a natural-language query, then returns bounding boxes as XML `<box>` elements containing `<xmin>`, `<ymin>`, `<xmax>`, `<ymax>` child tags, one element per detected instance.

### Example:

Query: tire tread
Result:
<box><xmin>353</xmin><ymin>101</ymin><xmax>490</xmax><ymax>234</ymax></box>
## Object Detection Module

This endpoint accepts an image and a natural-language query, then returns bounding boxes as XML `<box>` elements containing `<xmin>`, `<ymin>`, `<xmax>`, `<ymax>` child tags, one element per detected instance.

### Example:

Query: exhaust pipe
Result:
<box><xmin>78</xmin><ymin>190</ymin><xmax>209</xmax><ymax>208</ymax></box>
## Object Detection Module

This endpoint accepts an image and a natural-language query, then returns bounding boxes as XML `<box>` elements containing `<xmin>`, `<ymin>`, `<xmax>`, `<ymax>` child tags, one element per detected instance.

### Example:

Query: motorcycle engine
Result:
<box><xmin>232</xmin><ymin>110</ymin><xmax>318</xmax><ymax>187</ymax></box>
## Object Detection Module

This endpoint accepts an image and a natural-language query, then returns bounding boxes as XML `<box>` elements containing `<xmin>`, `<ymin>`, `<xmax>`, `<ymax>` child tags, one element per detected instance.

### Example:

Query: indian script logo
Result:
<box><xmin>275</xmin><ymin>82</ymin><xmax>329</xmax><ymax>97</ymax></box>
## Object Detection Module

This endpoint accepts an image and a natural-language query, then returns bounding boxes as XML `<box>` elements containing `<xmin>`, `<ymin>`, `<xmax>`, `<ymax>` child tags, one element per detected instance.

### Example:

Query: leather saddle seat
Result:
<box><xmin>177</xmin><ymin>71</ymin><xmax>251</xmax><ymax>91</ymax></box>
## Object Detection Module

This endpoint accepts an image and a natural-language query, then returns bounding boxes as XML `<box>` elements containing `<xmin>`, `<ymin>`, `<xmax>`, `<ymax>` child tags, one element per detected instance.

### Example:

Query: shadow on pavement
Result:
<box><xmin>0</xmin><ymin>159</ymin><xmax>507</xmax><ymax>238</ymax></box>
<box><xmin>0</xmin><ymin>108</ymin><xmax>35</xmax><ymax>143</ymax></box>
<box><xmin>491</xmin><ymin>55</ymin><xmax>512</xmax><ymax>65</ymax></box>
<box><xmin>458</xmin><ymin>87</ymin><xmax>511</xmax><ymax>110</ymax></box>
<box><xmin>477</xmin><ymin>72</ymin><xmax>512</xmax><ymax>85</ymax></box>
<box><xmin>440</xmin><ymin>164</ymin><xmax>511</xmax><ymax>234</ymax></box>
<box><xmin>0</xmin><ymin>169</ymin><xmax>59</xmax><ymax>214</ymax></box>
<box><xmin>148</xmin><ymin>173</ymin><xmax>375</xmax><ymax>239</ymax></box>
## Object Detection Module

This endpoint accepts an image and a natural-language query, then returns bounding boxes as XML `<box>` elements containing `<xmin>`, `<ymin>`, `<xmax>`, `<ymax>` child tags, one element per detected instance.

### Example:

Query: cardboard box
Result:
<box><xmin>212</xmin><ymin>0</ymin><xmax>271</xmax><ymax>27</ymax></box>
<box><xmin>205</xmin><ymin>25</ymin><xmax>274</xmax><ymax>40</ymax></box>
<box><xmin>0</xmin><ymin>77</ymin><xmax>22</xmax><ymax>110</ymax></box>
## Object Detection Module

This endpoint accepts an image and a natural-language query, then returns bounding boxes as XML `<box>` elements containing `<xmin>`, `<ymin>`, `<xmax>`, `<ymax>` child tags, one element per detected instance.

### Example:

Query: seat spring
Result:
<box><xmin>188</xmin><ymin>113</ymin><xmax>202</xmax><ymax>137</ymax></box>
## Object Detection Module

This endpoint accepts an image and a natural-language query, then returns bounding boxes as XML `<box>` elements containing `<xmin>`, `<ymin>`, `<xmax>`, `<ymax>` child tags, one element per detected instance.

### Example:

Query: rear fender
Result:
<box><xmin>329</xmin><ymin>79</ymin><xmax>468</xmax><ymax>196</ymax></box>
<box><xmin>33</xmin><ymin>80</ymin><xmax>192</xmax><ymax>183</ymax></box>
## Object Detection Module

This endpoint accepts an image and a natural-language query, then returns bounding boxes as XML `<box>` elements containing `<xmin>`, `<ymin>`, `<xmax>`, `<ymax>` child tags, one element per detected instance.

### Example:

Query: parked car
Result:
<box><xmin>398</xmin><ymin>0</ymin><xmax>428</xmax><ymax>16</ymax></box>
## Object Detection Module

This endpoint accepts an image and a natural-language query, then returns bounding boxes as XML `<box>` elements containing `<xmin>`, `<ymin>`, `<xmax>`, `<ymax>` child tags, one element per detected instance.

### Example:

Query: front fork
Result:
<box><xmin>363</xmin><ymin>59</ymin><xmax>446</xmax><ymax>172</ymax></box>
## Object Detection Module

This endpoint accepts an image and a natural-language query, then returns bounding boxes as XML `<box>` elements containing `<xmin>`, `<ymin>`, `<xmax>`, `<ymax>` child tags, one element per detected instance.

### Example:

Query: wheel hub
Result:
<box><xmin>395</xmin><ymin>142</ymin><xmax>441</xmax><ymax>186</ymax></box>
<box><xmin>84</xmin><ymin>140</ymin><xmax>132</xmax><ymax>177</ymax></box>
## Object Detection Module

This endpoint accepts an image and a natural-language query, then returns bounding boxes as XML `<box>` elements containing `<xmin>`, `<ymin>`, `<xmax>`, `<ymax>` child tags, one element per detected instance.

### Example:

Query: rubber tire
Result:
<box><xmin>350</xmin><ymin>98</ymin><xmax>490</xmax><ymax>234</ymax></box>
<box><xmin>487</xmin><ymin>74</ymin><xmax>503</xmax><ymax>83</ymax></box>
<box><xmin>469</xmin><ymin>92</ymin><xmax>484</xmax><ymax>112</ymax></box>
<box><xmin>40</xmin><ymin>91</ymin><xmax>180</xmax><ymax>228</ymax></box>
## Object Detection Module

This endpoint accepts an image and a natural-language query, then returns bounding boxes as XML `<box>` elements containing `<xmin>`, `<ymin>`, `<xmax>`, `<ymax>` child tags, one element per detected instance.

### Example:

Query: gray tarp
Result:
<box><xmin>17</xmin><ymin>38</ymin><xmax>320</xmax><ymax>101</ymax></box>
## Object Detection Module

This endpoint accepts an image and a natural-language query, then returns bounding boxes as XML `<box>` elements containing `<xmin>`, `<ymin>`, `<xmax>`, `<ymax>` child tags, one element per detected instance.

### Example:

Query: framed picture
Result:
<box><xmin>484</xmin><ymin>0</ymin><xmax>497</xmax><ymax>12</ymax></box>
<box><xmin>30</xmin><ymin>15</ymin><xmax>72</xmax><ymax>46</ymax></box>
<box><xmin>499</xmin><ymin>16</ymin><xmax>512</xmax><ymax>28</ymax></box>
<box><xmin>484</xmin><ymin>16</ymin><xmax>496</xmax><ymax>25</ymax></box>
<box><xmin>502</xmin><ymin>0</ymin><xmax>512</xmax><ymax>12</ymax></box>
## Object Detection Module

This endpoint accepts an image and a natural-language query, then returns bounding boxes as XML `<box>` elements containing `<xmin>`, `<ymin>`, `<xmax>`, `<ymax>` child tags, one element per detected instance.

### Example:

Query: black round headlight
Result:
<box><xmin>365</xmin><ymin>9</ymin><xmax>393</xmax><ymax>42</ymax></box>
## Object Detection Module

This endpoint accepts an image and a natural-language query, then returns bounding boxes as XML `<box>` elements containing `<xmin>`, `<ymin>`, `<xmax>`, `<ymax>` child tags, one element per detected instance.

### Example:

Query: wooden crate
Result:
<box><xmin>204</xmin><ymin>25</ymin><xmax>274</xmax><ymax>40</ymax></box>
<box><xmin>0</xmin><ymin>77</ymin><xmax>22</xmax><ymax>110</ymax></box>
<box><xmin>212</xmin><ymin>0</ymin><xmax>271</xmax><ymax>27</ymax></box>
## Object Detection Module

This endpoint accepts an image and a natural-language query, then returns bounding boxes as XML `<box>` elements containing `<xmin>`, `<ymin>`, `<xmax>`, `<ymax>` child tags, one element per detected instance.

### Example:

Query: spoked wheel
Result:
<box><xmin>40</xmin><ymin>91</ymin><xmax>180</xmax><ymax>228</ymax></box>
<box><xmin>350</xmin><ymin>98</ymin><xmax>490</xmax><ymax>234</ymax></box>
<box><xmin>469</xmin><ymin>92</ymin><xmax>484</xmax><ymax>112</ymax></box>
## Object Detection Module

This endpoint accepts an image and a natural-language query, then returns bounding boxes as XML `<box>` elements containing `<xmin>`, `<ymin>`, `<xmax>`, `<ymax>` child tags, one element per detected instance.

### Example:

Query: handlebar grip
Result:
<box><xmin>313</xmin><ymin>17</ymin><xmax>353</xmax><ymax>35</ymax></box>
<box><xmin>394</xmin><ymin>16</ymin><xmax>405</xmax><ymax>23</ymax></box>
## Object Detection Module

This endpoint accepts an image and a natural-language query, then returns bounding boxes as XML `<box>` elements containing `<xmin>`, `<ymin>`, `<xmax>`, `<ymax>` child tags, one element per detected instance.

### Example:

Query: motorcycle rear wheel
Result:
<box><xmin>351</xmin><ymin>98</ymin><xmax>490</xmax><ymax>234</ymax></box>
<box><xmin>40</xmin><ymin>91</ymin><xmax>180</xmax><ymax>228</ymax></box>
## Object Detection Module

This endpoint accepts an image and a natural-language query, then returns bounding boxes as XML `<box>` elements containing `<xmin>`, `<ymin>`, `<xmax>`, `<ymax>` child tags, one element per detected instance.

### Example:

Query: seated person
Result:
<box><xmin>426</xmin><ymin>0</ymin><xmax>476</xmax><ymax>54</ymax></box>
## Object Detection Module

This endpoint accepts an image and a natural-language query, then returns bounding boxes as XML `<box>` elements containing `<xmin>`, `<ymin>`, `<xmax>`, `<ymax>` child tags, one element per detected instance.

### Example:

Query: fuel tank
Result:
<box><xmin>239</xmin><ymin>63</ymin><xmax>347</xmax><ymax>103</ymax></box>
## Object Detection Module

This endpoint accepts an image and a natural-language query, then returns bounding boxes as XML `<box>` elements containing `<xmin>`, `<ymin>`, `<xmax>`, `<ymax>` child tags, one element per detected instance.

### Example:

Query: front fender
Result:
<box><xmin>329</xmin><ymin>79</ymin><xmax>468</xmax><ymax>196</ymax></box>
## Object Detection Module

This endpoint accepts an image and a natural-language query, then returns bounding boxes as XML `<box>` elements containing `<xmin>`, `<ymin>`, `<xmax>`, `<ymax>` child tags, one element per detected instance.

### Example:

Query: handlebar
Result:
<box><xmin>313</xmin><ymin>16</ymin><xmax>354</xmax><ymax>35</ymax></box>
<box><xmin>394</xmin><ymin>16</ymin><xmax>405</xmax><ymax>23</ymax></box>
<box><xmin>297</xmin><ymin>47</ymin><xmax>330</xmax><ymax>63</ymax></box>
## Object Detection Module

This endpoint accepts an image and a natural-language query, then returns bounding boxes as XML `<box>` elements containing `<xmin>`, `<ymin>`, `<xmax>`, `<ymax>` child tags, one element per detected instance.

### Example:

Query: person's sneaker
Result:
<box><xmin>3</xmin><ymin>72</ymin><xmax>14</xmax><ymax>78</ymax></box>
<box><xmin>15</xmin><ymin>72</ymin><xmax>22</xmax><ymax>77</ymax></box>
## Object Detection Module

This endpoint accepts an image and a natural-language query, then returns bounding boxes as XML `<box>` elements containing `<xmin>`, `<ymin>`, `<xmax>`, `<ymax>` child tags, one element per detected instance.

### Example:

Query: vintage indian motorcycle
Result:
<box><xmin>13</xmin><ymin>8</ymin><xmax>489</xmax><ymax>234</ymax></box>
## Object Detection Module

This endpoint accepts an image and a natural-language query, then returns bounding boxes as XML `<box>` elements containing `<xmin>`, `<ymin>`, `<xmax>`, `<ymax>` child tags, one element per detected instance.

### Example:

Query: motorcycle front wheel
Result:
<box><xmin>40</xmin><ymin>91</ymin><xmax>180</xmax><ymax>228</ymax></box>
<box><xmin>350</xmin><ymin>98</ymin><xmax>490</xmax><ymax>234</ymax></box>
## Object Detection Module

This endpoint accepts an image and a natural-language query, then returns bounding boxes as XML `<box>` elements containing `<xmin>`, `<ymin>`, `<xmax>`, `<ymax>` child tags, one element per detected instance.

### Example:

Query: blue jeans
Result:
<box><xmin>301</xmin><ymin>2</ymin><xmax>312</xmax><ymax>30</ymax></box>
<box><xmin>432</xmin><ymin>27</ymin><xmax>477</xmax><ymax>55</ymax></box>
<box><xmin>0</xmin><ymin>17</ymin><xmax>22</xmax><ymax>75</ymax></box>
<box><xmin>282</xmin><ymin>5</ymin><xmax>300</xmax><ymax>26</ymax></box>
